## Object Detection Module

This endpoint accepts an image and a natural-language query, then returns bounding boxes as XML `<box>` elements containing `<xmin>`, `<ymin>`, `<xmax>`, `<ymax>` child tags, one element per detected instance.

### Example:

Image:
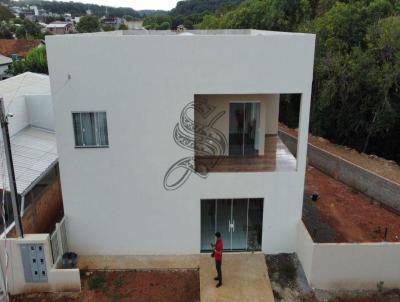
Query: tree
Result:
<box><xmin>0</xmin><ymin>5</ymin><xmax>14</xmax><ymax>22</ymax></box>
<box><xmin>9</xmin><ymin>47</ymin><xmax>48</xmax><ymax>76</ymax></box>
<box><xmin>118</xmin><ymin>23</ymin><xmax>128</xmax><ymax>30</ymax></box>
<box><xmin>15</xmin><ymin>19</ymin><xmax>43</xmax><ymax>39</ymax></box>
<box><xmin>0</xmin><ymin>23</ymin><xmax>13</xmax><ymax>39</ymax></box>
<box><xmin>158</xmin><ymin>21</ymin><xmax>171</xmax><ymax>30</ymax></box>
<box><xmin>123</xmin><ymin>15</ymin><xmax>134</xmax><ymax>21</ymax></box>
<box><xmin>76</xmin><ymin>15</ymin><xmax>100</xmax><ymax>33</ymax></box>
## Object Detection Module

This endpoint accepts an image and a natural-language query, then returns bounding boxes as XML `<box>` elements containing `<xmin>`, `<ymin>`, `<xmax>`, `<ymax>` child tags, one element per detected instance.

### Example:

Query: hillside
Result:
<box><xmin>143</xmin><ymin>0</ymin><xmax>244</xmax><ymax>29</ymax></box>
<box><xmin>171</xmin><ymin>0</ymin><xmax>244</xmax><ymax>16</ymax></box>
<box><xmin>2</xmin><ymin>0</ymin><xmax>164</xmax><ymax>18</ymax></box>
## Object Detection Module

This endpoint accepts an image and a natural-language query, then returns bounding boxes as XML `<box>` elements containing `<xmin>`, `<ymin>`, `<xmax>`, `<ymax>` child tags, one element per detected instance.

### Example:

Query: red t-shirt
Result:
<box><xmin>214</xmin><ymin>239</ymin><xmax>223</xmax><ymax>261</ymax></box>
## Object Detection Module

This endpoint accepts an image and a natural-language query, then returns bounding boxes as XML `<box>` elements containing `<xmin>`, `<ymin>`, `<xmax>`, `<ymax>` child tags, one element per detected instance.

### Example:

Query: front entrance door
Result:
<box><xmin>201</xmin><ymin>198</ymin><xmax>264</xmax><ymax>252</ymax></box>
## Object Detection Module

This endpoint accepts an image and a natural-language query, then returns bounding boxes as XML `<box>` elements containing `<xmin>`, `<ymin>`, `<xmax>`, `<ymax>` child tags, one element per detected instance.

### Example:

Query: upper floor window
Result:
<box><xmin>72</xmin><ymin>112</ymin><xmax>109</xmax><ymax>148</ymax></box>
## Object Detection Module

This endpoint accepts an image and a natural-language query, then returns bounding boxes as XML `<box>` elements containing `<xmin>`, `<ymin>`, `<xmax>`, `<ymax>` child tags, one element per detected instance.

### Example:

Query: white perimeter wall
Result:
<box><xmin>26</xmin><ymin>95</ymin><xmax>55</xmax><ymax>131</ymax></box>
<box><xmin>0</xmin><ymin>94</ymin><xmax>54</xmax><ymax>136</ymax></box>
<box><xmin>296</xmin><ymin>221</ymin><xmax>400</xmax><ymax>290</ymax></box>
<box><xmin>0</xmin><ymin>234</ymin><xmax>80</xmax><ymax>295</ymax></box>
<box><xmin>46</xmin><ymin>32</ymin><xmax>315</xmax><ymax>255</ymax></box>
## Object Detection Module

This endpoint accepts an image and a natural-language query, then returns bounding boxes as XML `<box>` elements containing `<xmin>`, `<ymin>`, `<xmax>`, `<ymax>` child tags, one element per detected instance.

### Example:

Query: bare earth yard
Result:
<box><xmin>303</xmin><ymin>165</ymin><xmax>400</xmax><ymax>243</ymax></box>
<box><xmin>11</xmin><ymin>269</ymin><xmax>200</xmax><ymax>302</ymax></box>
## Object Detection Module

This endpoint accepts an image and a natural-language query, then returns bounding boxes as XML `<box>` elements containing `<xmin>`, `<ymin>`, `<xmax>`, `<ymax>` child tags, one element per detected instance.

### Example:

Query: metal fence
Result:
<box><xmin>50</xmin><ymin>217</ymin><xmax>68</xmax><ymax>268</ymax></box>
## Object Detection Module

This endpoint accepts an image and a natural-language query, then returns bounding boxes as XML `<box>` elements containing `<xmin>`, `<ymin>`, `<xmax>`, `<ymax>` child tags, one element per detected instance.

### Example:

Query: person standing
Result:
<box><xmin>211</xmin><ymin>231</ymin><xmax>223</xmax><ymax>288</ymax></box>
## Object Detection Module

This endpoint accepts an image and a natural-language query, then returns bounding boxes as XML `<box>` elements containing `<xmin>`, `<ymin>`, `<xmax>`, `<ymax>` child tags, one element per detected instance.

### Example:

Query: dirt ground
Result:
<box><xmin>336</xmin><ymin>291</ymin><xmax>400</xmax><ymax>302</ymax></box>
<box><xmin>11</xmin><ymin>269</ymin><xmax>200</xmax><ymax>302</ymax></box>
<box><xmin>279</xmin><ymin>124</ymin><xmax>400</xmax><ymax>184</ymax></box>
<box><xmin>303</xmin><ymin>165</ymin><xmax>400</xmax><ymax>243</ymax></box>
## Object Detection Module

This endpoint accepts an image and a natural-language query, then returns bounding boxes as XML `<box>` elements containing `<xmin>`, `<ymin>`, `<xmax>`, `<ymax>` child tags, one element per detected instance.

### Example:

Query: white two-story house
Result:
<box><xmin>46</xmin><ymin>30</ymin><xmax>315</xmax><ymax>255</ymax></box>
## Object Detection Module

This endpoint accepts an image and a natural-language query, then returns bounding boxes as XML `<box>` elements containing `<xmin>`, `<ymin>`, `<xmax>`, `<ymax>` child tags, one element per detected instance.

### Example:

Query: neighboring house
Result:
<box><xmin>0</xmin><ymin>72</ymin><xmax>61</xmax><ymax>236</ymax></box>
<box><xmin>101</xmin><ymin>17</ymin><xmax>123</xmax><ymax>27</ymax></box>
<box><xmin>0</xmin><ymin>39</ymin><xmax>43</xmax><ymax>59</ymax></box>
<box><xmin>0</xmin><ymin>54</ymin><xmax>12</xmax><ymax>80</ymax></box>
<box><xmin>46</xmin><ymin>21</ymin><xmax>74</xmax><ymax>35</ymax></box>
<box><xmin>46</xmin><ymin>30</ymin><xmax>315</xmax><ymax>255</ymax></box>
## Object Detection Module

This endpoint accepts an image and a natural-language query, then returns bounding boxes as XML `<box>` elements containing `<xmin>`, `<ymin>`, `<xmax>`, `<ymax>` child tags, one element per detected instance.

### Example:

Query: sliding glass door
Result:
<box><xmin>201</xmin><ymin>198</ymin><xmax>264</xmax><ymax>252</ymax></box>
<box><xmin>229</xmin><ymin>102</ymin><xmax>260</xmax><ymax>156</ymax></box>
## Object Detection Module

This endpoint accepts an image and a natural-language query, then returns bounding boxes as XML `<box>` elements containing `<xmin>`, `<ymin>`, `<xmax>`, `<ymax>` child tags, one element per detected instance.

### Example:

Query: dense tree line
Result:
<box><xmin>143</xmin><ymin>0</ymin><xmax>244</xmax><ymax>29</ymax></box>
<box><xmin>0</xmin><ymin>5</ymin><xmax>45</xmax><ymax>40</ymax></box>
<box><xmin>0</xmin><ymin>3</ymin><xmax>14</xmax><ymax>21</ymax></box>
<box><xmin>195</xmin><ymin>0</ymin><xmax>400</xmax><ymax>164</ymax></box>
<box><xmin>5</xmin><ymin>0</ymin><xmax>164</xmax><ymax>19</ymax></box>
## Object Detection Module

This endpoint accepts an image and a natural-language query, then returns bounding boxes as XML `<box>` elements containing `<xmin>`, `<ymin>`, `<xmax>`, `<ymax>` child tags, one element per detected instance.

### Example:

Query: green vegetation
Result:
<box><xmin>15</xmin><ymin>19</ymin><xmax>43</xmax><ymax>39</ymax></box>
<box><xmin>193</xmin><ymin>0</ymin><xmax>400</xmax><ymax>164</ymax></box>
<box><xmin>8</xmin><ymin>47</ymin><xmax>48</xmax><ymax>75</ymax></box>
<box><xmin>76</xmin><ymin>15</ymin><xmax>100</xmax><ymax>33</ymax></box>
<box><xmin>143</xmin><ymin>0</ymin><xmax>244</xmax><ymax>29</ymax></box>
<box><xmin>118</xmin><ymin>23</ymin><xmax>128</xmax><ymax>30</ymax></box>
<box><xmin>5</xmin><ymin>0</ymin><xmax>164</xmax><ymax>19</ymax></box>
<box><xmin>0</xmin><ymin>4</ymin><xmax>14</xmax><ymax>21</ymax></box>
<box><xmin>7</xmin><ymin>0</ymin><xmax>139</xmax><ymax>18</ymax></box>
<box><xmin>88</xmin><ymin>271</ymin><xmax>106</xmax><ymax>291</ymax></box>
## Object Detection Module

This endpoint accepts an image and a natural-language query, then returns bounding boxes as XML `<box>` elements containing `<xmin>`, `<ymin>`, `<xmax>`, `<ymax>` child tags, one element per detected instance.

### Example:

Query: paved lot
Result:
<box><xmin>200</xmin><ymin>253</ymin><xmax>275</xmax><ymax>302</ymax></box>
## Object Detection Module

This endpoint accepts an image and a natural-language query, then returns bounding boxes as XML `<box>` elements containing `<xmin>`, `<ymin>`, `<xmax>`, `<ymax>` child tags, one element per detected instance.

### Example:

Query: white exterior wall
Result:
<box><xmin>46</xmin><ymin>32</ymin><xmax>315</xmax><ymax>255</ymax></box>
<box><xmin>265</xmin><ymin>94</ymin><xmax>279</xmax><ymax>135</ymax></box>
<box><xmin>296</xmin><ymin>221</ymin><xmax>400</xmax><ymax>290</ymax></box>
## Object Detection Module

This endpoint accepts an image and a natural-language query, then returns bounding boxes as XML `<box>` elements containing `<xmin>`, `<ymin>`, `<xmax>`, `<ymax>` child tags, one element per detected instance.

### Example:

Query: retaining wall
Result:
<box><xmin>279</xmin><ymin>130</ymin><xmax>400</xmax><ymax>212</ymax></box>
<box><xmin>296</xmin><ymin>221</ymin><xmax>400</xmax><ymax>290</ymax></box>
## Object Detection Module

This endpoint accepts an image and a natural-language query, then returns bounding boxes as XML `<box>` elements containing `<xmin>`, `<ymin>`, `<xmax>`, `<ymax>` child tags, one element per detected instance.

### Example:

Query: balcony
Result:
<box><xmin>195</xmin><ymin>135</ymin><xmax>296</xmax><ymax>173</ymax></box>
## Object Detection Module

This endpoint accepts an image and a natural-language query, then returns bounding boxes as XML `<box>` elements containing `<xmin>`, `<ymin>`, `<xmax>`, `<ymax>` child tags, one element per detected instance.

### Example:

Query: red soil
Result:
<box><xmin>305</xmin><ymin>166</ymin><xmax>400</xmax><ymax>243</ymax></box>
<box><xmin>11</xmin><ymin>270</ymin><xmax>200</xmax><ymax>302</ymax></box>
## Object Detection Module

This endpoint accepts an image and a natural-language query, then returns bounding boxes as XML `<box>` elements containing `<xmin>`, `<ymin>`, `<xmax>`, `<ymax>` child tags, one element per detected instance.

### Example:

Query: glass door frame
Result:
<box><xmin>228</xmin><ymin>101</ymin><xmax>261</xmax><ymax>157</ymax></box>
<box><xmin>200</xmin><ymin>198</ymin><xmax>264</xmax><ymax>252</ymax></box>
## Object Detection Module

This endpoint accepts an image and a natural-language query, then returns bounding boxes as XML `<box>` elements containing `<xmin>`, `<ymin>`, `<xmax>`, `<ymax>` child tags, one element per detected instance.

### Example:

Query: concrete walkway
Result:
<box><xmin>199</xmin><ymin>253</ymin><xmax>275</xmax><ymax>302</ymax></box>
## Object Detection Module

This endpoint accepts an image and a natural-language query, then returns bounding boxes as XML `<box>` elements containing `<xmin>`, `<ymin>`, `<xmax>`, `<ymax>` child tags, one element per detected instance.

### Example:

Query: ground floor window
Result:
<box><xmin>201</xmin><ymin>198</ymin><xmax>263</xmax><ymax>252</ymax></box>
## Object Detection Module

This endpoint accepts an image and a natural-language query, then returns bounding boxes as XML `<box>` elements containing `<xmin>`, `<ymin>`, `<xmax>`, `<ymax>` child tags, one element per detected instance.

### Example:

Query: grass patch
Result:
<box><xmin>88</xmin><ymin>271</ymin><xmax>106</xmax><ymax>292</ymax></box>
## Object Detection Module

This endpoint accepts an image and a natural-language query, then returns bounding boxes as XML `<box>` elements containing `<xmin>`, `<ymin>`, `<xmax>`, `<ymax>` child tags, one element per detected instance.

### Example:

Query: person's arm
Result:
<box><xmin>214</xmin><ymin>241</ymin><xmax>222</xmax><ymax>256</ymax></box>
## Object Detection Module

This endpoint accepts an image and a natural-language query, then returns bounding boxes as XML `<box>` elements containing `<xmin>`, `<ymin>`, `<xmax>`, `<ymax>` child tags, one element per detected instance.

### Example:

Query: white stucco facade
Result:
<box><xmin>46</xmin><ymin>30</ymin><xmax>315</xmax><ymax>255</ymax></box>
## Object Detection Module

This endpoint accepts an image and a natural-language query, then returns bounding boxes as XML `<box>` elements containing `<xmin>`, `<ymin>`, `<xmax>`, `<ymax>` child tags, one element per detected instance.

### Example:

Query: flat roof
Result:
<box><xmin>0</xmin><ymin>54</ymin><xmax>12</xmax><ymax>66</ymax></box>
<box><xmin>0</xmin><ymin>126</ymin><xmax>57</xmax><ymax>195</ymax></box>
<box><xmin>47</xmin><ymin>29</ymin><xmax>315</xmax><ymax>38</ymax></box>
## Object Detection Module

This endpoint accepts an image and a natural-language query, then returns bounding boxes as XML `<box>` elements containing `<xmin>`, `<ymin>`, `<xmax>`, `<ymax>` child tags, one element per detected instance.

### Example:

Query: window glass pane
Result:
<box><xmin>247</xmin><ymin>198</ymin><xmax>263</xmax><ymax>251</ymax></box>
<box><xmin>81</xmin><ymin>112</ymin><xmax>96</xmax><ymax>146</ymax></box>
<box><xmin>72</xmin><ymin>113</ymin><xmax>83</xmax><ymax>146</ymax></box>
<box><xmin>96</xmin><ymin>112</ymin><xmax>109</xmax><ymax>146</ymax></box>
